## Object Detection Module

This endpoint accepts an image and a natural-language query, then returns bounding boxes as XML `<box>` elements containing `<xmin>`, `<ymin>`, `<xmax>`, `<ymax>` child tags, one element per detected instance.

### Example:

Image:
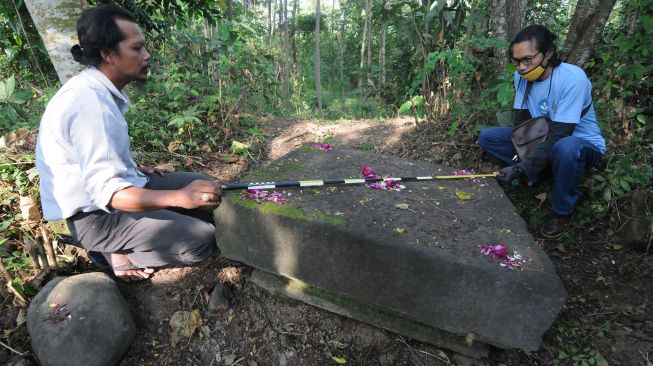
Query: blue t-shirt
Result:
<box><xmin>513</xmin><ymin>62</ymin><xmax>606</xmax><ymax>153</ymax></box>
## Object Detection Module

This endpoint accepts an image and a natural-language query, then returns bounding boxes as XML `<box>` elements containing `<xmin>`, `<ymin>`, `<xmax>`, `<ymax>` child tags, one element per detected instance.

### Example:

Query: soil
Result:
<box><xmin>2</xmin><ymin>117</ymin><xmax>652</xmax><ymax>366</ymax></box>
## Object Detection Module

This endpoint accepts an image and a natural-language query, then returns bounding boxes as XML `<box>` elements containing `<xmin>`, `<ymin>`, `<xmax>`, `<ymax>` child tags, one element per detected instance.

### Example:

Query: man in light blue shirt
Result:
<box><xmin>478</xmin><ymin>24</ymin><xmax>605</xmax><ymax>238</ymax></box>
<box><xmin>36</xmin><ymin>5</ymin><xmax>222</xmax><ymax>281</ymax></box>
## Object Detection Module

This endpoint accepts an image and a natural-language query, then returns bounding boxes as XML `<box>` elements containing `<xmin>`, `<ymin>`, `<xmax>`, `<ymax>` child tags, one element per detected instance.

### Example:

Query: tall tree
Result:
<box><xmin>268</xmin><ymin>0</ymin><xmax>274</xmax><ymax>49</ymax></box>
<box><xmin>315</xmin><ymin>0</ymin><xmax>323</xmax><ymax>118</ymax></box>
<box><xmin>563</xmin><ymin>0</ymin><xmax>617</xmax><ymax>67</ymax></box>
<box><xmin>491</xmin><ymin>0</ymin><xmax>527</xmax><ymax>74</ymax></box>
<box><xmin>282</xmin><ymin>0</ymin><xmax>290</xmax><ymax>100</ymax></box>
<box><xmin>338</xmin><ymin>0</ymin><xmax>347</xmax><ymax>94</ymax></box>
<box><xmin>366</xmin><ymin>0</ymin><xmax>372</xmax><ymax>89</ymax></box>
<box><xmin>24</xmin><ymin>0</ymin><xmax>88</xmax><ymax>84</ymax></box>
<box><xmin>379</xmin><ymin>0</ymin><xmax>387</xmax><ymax>86</ymax></box>
<box><xmin>358</xmin><ymin>0</ymin><xmax>370</xmax><ymax>89</ymax></box>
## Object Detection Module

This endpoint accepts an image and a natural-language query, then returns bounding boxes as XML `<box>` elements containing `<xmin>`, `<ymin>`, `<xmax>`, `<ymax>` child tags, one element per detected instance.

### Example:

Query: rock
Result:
<box><xmin>6</xmin><ymin>358</ymin><xmax>34</xmax><ymax>366</ymax></box>
<box><xmin>215</xmin><ymin>146</ymin><xmax>567</xmax><ymax>353</ymax></box>
<box><xmin>208</xmin><ymin>283</ymin><xmax>232</xmax><ymax>312</ymax></box>
<box><xmin>619</xmin><ymin>190</ymin><xmax>653</xmax><ymax>250</ymax></box>
<box><xmin>277</xmin><ymin>352</ymin><xmax>287</xmax><ymax>366</ymax></box>
<box><xmin>27</xmin><ymin>273</ymin><xmax>135</xmax><ymax>366</ymax></box>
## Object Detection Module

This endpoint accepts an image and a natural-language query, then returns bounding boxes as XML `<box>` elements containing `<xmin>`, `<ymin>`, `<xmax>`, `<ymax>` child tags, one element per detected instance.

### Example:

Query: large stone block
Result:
<box><xmin>214</xmin><ymin>146</ymin><xmax>567</xmax><ymax>352</ymax></box>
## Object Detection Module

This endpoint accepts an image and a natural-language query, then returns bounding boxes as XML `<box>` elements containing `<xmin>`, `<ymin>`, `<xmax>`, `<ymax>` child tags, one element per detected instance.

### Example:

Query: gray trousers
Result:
<box><xmin>66</xmin><ymin>172</ymin><xmax>217</xmax><ymax>268</ymax></box>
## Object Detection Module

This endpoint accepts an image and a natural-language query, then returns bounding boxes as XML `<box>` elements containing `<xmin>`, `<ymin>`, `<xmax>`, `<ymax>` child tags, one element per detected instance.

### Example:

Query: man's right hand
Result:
<box><xmin>495</xmin><ymin>166</ymin><xmax>526</xmax><ymax>188</ymax></box>
<box><xmin>176</xmin><ymin>180</ymin><xmax>222</xmax><ymax>209</ymax></box>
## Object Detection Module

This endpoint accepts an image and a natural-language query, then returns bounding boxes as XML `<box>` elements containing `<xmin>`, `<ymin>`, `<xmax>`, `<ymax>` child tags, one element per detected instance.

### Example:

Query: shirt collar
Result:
<box><xmin>83</xmin><ymin>66</ymin><xmax>130</xmax><ymax>106</ymax></box>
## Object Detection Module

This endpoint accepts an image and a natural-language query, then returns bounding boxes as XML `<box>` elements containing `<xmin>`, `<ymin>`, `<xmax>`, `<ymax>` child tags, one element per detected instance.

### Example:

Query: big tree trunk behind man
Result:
<box><xmin>24</xmin><ymin>0</ymin><xmax>88</xmax><ymax>84</ymax></box>
<box><xmin>563</xmin><ymin>0</ymin><xmax>618</xmax><ymax>67</ymax></box>
<box><xmin>491</xmin><ymin>0</ymin><xmax>527</xmax><ymax>75</ymax></box>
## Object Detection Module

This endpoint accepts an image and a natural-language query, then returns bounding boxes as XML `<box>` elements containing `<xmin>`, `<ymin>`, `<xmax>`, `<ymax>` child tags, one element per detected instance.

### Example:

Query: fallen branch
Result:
<box><xmin>0</xmin><ymin>258</ymin><xmax>28</xmax><ymax>306</ymax></box>
<box><xmin>40</xmin><ymin>225</ymin><xmax>57</xmax><ymax>269</ymax></box>
<box><xmin>0</xmin><ymin>339</ymin><xmax>27</xmax><ymax>357</ymax></box>
<box><xmin>282</xmin><ymin>130</ymin><xmax>309</xmax><ymax>142</ymax></box>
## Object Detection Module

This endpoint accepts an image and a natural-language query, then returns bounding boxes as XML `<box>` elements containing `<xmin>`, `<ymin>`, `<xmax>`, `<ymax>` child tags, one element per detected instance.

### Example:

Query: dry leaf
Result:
<box><xmin>455</xmin><ymin>190</ymin><xmax>471</xmax><ymax>200</ymax></box>
<box><xmin>535</xmin><ymin>192</ymin><xmax>547</xmax><ymax>203</ymax></box>
<box><xmin>169</xmin><ymin>309</ymin><xmax>202</xmax><ymax>345</ymax></box>
<box><xmin>185</xmin><ymin>158</ymin><xmax>193</xmax><ymax>167</ymax></box>
<box><xmin>167</xmin><ymin>140</ymin><xmax>181</xmax><ymax>153</ymax></box>
<box><xmin>394</xmin><ymin>227</ymin><xmax>406</xmax><ymax>233</ymax></box>
<box><xmin>19</xmin><ymin>196</ymin><xmax>41</xmax><ymax>226</ymax></box>
<box><xmin>394</xmin><ymin>203</ymin><xmax>410</xmax><ymax>210</ymax></box>
<box><xmin>155</xmin><ymin>163</ymin><xmax>176</xmax><ymax>172</ymax></box>
<box><xmin>219</xmin><ymin>154</ymin><xmax>240</xmax><ymax>163</ymax></box>
<box><xmin>224</xmin><ymin>354</ymin><xmax>237</xmax><ymax>365</ymax></box>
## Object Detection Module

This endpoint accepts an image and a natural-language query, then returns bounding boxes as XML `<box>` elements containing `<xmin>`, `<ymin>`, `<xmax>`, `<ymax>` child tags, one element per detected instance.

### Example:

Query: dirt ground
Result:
<box><xmin>2</xmin><ymin>117</ymin><xmax>652</xmax><ymax>366</ymax></box>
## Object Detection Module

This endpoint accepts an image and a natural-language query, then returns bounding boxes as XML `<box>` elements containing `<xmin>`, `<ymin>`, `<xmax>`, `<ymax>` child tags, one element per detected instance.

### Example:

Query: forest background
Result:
<box><xmin>0</xmin><ymin>0</ymin><xmax>651</xmax><ymax>362</ymax></box>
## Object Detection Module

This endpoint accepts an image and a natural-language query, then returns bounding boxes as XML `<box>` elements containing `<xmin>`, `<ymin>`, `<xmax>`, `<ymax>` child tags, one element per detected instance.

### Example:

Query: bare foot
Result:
<box><xmin>103</xmin><ymin>253</ymin><xmax>155</xmax><ymax>282</ymax></box>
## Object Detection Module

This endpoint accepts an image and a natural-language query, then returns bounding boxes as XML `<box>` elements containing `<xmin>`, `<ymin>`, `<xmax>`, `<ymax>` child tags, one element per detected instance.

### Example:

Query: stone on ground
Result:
<box><xmin>618</xmin><ymin>190</ymin><xmax>652</xmax><ymax>250</ymax></box>
<box><xmin>214</xmin><ymin>145</ymin><xmax>567</xmax><ymax>353</ymax></box>
<box><xmin>27</xmin><ymin>273</ymin><xmax>135</xmax><ymax>366</ymax></box>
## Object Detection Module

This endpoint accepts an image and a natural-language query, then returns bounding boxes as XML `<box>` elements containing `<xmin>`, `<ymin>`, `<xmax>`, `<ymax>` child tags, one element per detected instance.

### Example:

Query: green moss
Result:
<box><xmin>244</xmin><ymin>159</ymin><xmax>307</xmax><ymax>182</ymax></box>
<box><xmin>235</xmin><ymin>197</ymin><xmax>343</xmax><ymax>225</ymax></box>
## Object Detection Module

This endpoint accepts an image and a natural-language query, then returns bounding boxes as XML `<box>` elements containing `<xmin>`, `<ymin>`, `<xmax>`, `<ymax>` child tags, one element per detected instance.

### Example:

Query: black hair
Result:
<box><xmin>508</xmin><ymin>24</ymin><xmax>562</xmax><ymax>67</ymax></box>
<box><xmin>70</xmin><ymin>4</ymin><xmax>137</xmax><ymax>66</ymax></box>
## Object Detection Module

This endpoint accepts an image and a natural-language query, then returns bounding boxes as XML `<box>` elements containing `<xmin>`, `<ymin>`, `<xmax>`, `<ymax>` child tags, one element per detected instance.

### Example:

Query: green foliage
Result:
<box><xmin>0</xmin><ymin>75</ymin><xmax>30</xmax><ymax>128</ymax></box>
<box><xmin>552</xmin><ymin>319</ymin><xmax>612</xmax><ymax>366</ymax></box>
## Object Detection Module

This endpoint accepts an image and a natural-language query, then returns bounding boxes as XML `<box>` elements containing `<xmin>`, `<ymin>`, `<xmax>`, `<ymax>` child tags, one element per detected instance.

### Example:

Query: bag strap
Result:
<box><xmin>581</xmin><ymin>101</ymin><xmax>592</xmax><ymax>117</ymax></box>
<box><xmin>520</xmin><ymin>81</ymin><xmax>533</xmax><ymax>111</ymax></box>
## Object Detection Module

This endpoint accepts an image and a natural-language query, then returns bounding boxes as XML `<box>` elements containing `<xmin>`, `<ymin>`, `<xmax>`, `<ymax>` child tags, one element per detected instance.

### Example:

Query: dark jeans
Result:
<box><xmin>66</xmin><ymin>172</ymin><xmax>217</xmax><ymax>268</ymax></box>
<box><xmin>478</xmin><ymin>127</ymin><xmax>602</xmax><ymax>216</ymax></box>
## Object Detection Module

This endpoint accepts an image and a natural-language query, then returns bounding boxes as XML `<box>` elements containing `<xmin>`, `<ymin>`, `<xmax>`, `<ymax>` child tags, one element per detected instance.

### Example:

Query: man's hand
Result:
<box><xmin>176</xmin><ymin>180</ymin><xmax>223</xmax><ymax>209</ymax></box>
<box><xmin>138</xmin><ymin>165</ymin><xmax>173</xmax><ymax>176</ymax></box>
<box><xmin>496</xmin><ymin>166</ymin><xmax>526</xmax><ymax>188</ymax></box>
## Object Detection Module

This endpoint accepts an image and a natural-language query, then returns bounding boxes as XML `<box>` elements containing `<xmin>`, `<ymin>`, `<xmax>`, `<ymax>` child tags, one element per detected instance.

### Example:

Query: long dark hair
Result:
<box><xmin>508</xmin><ymin>24</ymin><xmax>562</xmax><ymax>67</ymax></box>
<box><xmin>70</xmin><ymin>4</ymin><xmax>137</xmax><ymax>66</ymax></box>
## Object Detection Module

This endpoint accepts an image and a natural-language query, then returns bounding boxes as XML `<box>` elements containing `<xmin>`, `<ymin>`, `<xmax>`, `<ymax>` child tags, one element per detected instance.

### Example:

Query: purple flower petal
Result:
<box><xmin>314</xmin><ymin>143</ymin><xmax>333</xmax><ymax>151</ymax></box>
<box><xmin>243</xmin><ymin>189</ymin><xmax>287</xmax><ymax>204</ymax></box>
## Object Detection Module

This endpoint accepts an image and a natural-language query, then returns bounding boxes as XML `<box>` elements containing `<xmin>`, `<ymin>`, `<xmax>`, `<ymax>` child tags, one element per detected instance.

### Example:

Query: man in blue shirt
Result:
<box><xmin>478</xmin><ymin>24</ymin><xmax>605</xmax><ymax>238</ymax></box>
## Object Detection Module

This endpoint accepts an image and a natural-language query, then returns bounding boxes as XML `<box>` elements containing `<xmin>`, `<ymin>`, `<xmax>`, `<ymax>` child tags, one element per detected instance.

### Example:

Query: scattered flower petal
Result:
<box><xmin>361</xmin><ymin>166</ymin><xmax>379</xmax><ymax>179</ymax></box>
<box><xmin>242</xmin><ymin>189</ymin><xmax>287</xmax><ymax>204</ymax></box>
<box><xmin>481</xmin><ymin>244</ymin><xmax>526</xmax><ymax>271</ymax></box>
<box><xmin>360</xmin><ymin>166</ymin><xmax>405</xmax><ymax>191</ymax></box>
<box><xmin>452</xmin><ymin>169</ymin><xmax>484</xmax><ymax>183</ymax></box>
<box><xmin>48</xmin><ymin>303</ymin><xmax>71</xmax><ymax>324</ymax></box>
<box><xmin>314</xmin><ymin>143</ymin><xmax>333</xmax><ymax>151</ymax></box>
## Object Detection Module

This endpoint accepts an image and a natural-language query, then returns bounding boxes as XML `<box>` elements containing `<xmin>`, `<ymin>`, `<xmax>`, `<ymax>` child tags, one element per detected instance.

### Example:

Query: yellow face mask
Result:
<box><xmin>519</xmin><ymin>64</ymin><xmax>546</xmax><ymax>81</ymax></box>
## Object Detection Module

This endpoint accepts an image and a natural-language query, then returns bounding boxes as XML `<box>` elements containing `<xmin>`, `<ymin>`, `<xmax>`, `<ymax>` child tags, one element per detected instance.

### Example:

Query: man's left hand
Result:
<box><xmin>139</xmin><ymin>165</ymin><xmax>173</xmax><ymax>176</ymax></box>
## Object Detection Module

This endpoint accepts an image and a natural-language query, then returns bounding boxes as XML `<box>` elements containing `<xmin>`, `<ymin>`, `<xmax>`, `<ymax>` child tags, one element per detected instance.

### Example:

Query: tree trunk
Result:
<box><xmin>338</xmin><ymin>1</ymin><xmax>347</xmax><ymax>94</ymax></box>
<box><xmin>315</xmin><ymin>0</ymin><xmax>323</xmax><ymax>119</ymax></box>
<box><xmin>23</xmin><ymin>0</ymin><xmax>88</xmax><ymax>84</ymax></box>
<box><xmin>358</xmin><ymin>0</ymin><xmax>369</xmax><ymax>89</ymax></box>
<box><xmin>491</xmin><ymin>0</ymin><xmax>526</xmax><ymax>75</ymax></box>
<box><xmin>292</xmin><ymin>0</ymin><xmax>300</xmax><ymax>100</ymax></box>
<box><xmin>366</xmin><ymin>1</ymin><xmax>373</xmax><ymax>90</ymax></box>
<box><xmin>380</xmin><ymin>23</ymin><xmax>386</xmax><ymax>86</ymax></box>
<box><xmin>283</xmin><ymin>0</ymin><xmax>290</xmax><ymax>100</ymax></box>
<box><xmin>227</xmin><ymin>0</ymin><xmax>233</xmax><ymax>21</ymax></box>
<box><xmin>563</xmin><ymin>0</ymin><xmax>617</xmax><ymax>67</ymax></box>
<box><xmin>268</xmin><ymin>0</ymin><xmax>274</xmax><ymax>49</ymax></box>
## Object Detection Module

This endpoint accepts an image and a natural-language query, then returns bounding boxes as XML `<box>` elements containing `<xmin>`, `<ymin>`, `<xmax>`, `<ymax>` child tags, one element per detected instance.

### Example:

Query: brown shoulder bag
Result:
<box><xmin>510</xmin><ymin>81</ymin><xmax>549</xmax><ymax>162</ymax></box>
